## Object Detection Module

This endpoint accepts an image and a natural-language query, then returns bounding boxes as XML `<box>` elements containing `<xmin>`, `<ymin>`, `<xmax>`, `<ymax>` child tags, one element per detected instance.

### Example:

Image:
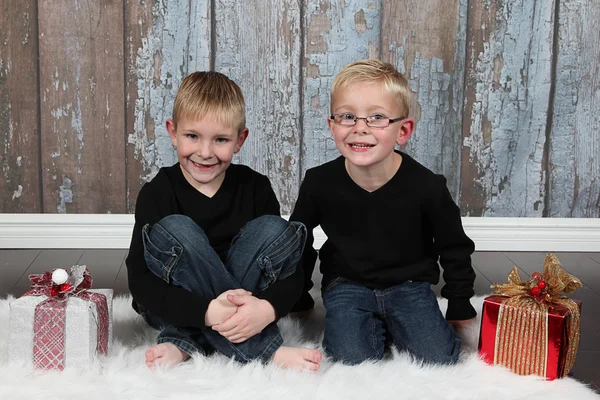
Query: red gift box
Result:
<box><xmin>479</xmin><ymin>295</ymin><xmax>581</xmax><ymax>379</ymax></box>
<box><xmin>478</xmin><ymin>254</ymin><xmax>582</xmax><ymax>380</ymax></box>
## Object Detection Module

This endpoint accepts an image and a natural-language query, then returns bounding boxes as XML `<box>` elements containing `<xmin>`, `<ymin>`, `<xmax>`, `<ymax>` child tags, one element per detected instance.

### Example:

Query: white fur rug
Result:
<box><xmin>0</xmin><ymin>293</ymin><xmax>598</xmax><ymax>400</ymax></box>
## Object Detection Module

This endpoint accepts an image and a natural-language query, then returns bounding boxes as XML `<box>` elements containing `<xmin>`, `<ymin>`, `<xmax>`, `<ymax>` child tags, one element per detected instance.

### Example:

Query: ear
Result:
<box><xmin>234</xmin><ymin>128</ymin><xmax>249</xmax><ymax>153</ymax></box>
<box><xmin>166</xmin><ymin>120</ymin><xmax>177</xmax><ymax>147</ymax></box>
<box><xmin>328</xmin><ymin>116</ymin><xmax>335</xmax><ymax>137</ymax></box>
<box><xmin>395</xmin><ymin>118</ymin><xmax>415</xmax><ymax>146</ymax></box>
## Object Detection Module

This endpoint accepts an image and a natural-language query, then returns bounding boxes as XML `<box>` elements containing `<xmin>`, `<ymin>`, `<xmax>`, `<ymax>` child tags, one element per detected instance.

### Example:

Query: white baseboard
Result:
<box><xmin>0</xmin><ymin>214</ymin><xmax>599</xmax><ymax>252</ymax></box>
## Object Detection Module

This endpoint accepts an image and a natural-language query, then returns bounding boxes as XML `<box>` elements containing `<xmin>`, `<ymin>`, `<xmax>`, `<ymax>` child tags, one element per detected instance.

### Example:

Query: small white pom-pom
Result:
<box><xmin>52</xmin><ymin>268</ymin><xmax>69</xmax><ymax>285</ymax></box>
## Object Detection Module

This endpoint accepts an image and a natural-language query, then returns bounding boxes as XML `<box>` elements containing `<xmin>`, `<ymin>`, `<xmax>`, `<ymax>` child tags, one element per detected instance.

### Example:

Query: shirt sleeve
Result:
<box><xmin>428</xmin><ymin>175</ymin><xmax>477</xmax><ymax>320</ymax></box>
<box><xmin>254</xmin><ymin>174</ymin><xmax>305</xmax><ymax>319</ymax></box>
<box><xmin>254</xmin><ymin>174</ymin><xmax>281</xmax><ymax>216</ymax></box>
<box><xmin>126</xmin><ymin>184</ymin><xmax>212</xmax><ymax>329</ymax></box>
<box><xmin>288</xmin><ymin>170</ymin><xmax>320</xmax><ymax>311</ymax></box>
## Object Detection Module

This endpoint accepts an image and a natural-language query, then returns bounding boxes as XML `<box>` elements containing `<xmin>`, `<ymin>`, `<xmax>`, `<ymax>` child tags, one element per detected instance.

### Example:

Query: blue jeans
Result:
<box><xmin>137</xmin><ymin>214</ymin><xmax>306</xmax><ymax>364</ymax></box>
<box><xmin>322</xmin><ymin>278</ymin><xmax>461</xmax><ymax>365</ymax></box>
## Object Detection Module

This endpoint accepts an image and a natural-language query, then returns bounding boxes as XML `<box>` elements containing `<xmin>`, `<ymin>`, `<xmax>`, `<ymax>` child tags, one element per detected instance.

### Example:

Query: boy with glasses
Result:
<box><xmin>290</xmin><ymin>60</ymin><xmax>476</xmax><ymax>365</ymax></box>
<box><xmin>127</xmin><ymin>71</ymin><xmax>321</xmax><ymax>371</ymax></box>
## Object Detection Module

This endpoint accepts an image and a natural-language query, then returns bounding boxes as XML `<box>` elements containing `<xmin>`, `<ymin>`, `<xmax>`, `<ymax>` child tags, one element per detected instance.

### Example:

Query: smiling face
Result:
<box><xmin>329</xmin><ymin>81</ymin><xmax>413</xmax><ymax>171</ymax></box>
<box><xmin>167</xmin><ymin>115</ymin><xmax>248</xmax><ymax>195</ymax></box>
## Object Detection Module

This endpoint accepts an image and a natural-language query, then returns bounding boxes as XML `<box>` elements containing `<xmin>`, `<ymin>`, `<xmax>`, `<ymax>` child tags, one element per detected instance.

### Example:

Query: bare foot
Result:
<box><xmin>272</xmin><ymin>346</ymin><xmax>322</xmax><ymax>372</ymax></box>
<box><xmin>145</xmin><ymin>343</ymin><xmax>189</xmax><ymax>369</ymax></box>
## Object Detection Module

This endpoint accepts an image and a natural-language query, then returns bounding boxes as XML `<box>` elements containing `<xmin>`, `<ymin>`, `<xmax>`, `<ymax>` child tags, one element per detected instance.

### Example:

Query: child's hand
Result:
<box><xmin>211</xmin><ymin>295</ymin><xmax>276</xmax><ymax>343</ymax></box>
<box><xmin>204</xmin><ymin>289</ymin><xmax>252</xmax><ymax>326</ymax></box>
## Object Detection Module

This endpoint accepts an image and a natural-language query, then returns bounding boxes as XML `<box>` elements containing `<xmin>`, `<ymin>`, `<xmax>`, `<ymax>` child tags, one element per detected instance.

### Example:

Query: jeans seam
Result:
<box><xmin>321</xmin><ymin>277</ymin><xmax>345</xmax><ymax>294</ymax></box>
<box><xmin>257</xmin><ymin>228</ymin><xmax>302</xmax><ymax>285</ymax></box>
<box><xmin>256</xmin><ymin>333</ymin><xmax>283</xmax><ymax>363</ymax></box>
<box><xmin>143</xmin><ymin>223</ymin><xmax>183</xmax><ymax>283</ymax></box>
<box><xmin>225</xmin><ymin>342</ymin><xmax>251</xmax><ymax>363</ymax></box>
<box><xmin>369</xmin><ymin>315</ymin><xmax>379</xmax><ymax>359</ymax></box>
<box><xmin>263</xmin><ymin>225</ymin><xmax>302</xmax><ymax>265</ymax></box>
<box><xmin>379</xmin><ymin>294</ymin><xmax>386</xmax><ymax>318</ymax></box>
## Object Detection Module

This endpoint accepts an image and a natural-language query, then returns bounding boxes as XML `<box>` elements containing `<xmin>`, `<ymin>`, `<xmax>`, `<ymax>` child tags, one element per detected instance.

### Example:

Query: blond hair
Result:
<box><xmin>173</xmin><ymin>71</ymin><xmax>246</xmax><ymax>132</ymax></box>
<box><xmin>331</xmin><ymin>60</ymin><xmax>411</xmax><ymax>116</ymax></box>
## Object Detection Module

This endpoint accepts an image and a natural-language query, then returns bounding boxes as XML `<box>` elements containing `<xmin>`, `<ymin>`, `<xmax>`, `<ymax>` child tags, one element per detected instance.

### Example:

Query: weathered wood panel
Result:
<box><xmin>461</xmin><ymin>0</ymin><xmax>555</xmax><ymax>217</ymax></box>
<box><xmin>301</xmin><ymin>0</ymin><xmax>381</xmax><ymax>176</ymax></box>
<box><xmin>549</xmin><ymin>0</ymin><xmax>600</xmax><ymax>217</ymax></box>
<box><xmin>1</xmin><ymin>0</ymin><xmax>599</xmax><ymax>218</ymax></box>
<box><xmin>38</xmin><ymin>0</ymin><xmax>125</xmax><ymax>213</ymax></box>
<box><xmin>125</xmin><ymin>0</ymin><xmax>211</xmax><ymax>212</ymax></box>
<box><xmin>0</xmin><ymin>0</ymin><xmax>41</xmax><ymax>212</ymax></box>
<box><xmin>381</xmin><ymin>0</ymin><xmax>467</xmax><ymax>201</ymax></box>
<box><xmin>215</xmin><ymin>0</ymin><xmax>303</xmax><ymax>214</ymax></box>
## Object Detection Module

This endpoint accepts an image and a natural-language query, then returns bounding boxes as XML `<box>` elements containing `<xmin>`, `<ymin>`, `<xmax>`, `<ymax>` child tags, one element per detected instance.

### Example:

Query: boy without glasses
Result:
<box><xmin>126</xmin><ymin>71</ymin><xmax>321</xmax><ymax>371</ymax></box>
<box><xmin>290</xmin><ymin>60</ymin><xmax>476</xmax><ymax>365</ymax></box>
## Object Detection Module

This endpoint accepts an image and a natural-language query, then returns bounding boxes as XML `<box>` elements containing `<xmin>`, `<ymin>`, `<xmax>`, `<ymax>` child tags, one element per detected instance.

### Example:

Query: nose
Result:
<box><xmin>353</xmin><ymin>118</ymin><xmax>369</xmax><ymax>134</ymax></box>
<box><xmin>197</xmin><ymin>141</ymin><xmax>213</xmax><ymax>159</ymax></box>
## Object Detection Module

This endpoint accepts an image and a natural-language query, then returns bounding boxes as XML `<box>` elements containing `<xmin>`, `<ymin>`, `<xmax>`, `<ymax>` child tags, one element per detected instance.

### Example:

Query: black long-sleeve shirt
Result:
<box><xmin>126</xmin><ymin>163</ymin><xmax>303</xmax><ymax>329</ymax></box>
<box><xmin>290</xmin><ymin>151</ymin><xmax>477</xmax><ymax>320</ymax></box>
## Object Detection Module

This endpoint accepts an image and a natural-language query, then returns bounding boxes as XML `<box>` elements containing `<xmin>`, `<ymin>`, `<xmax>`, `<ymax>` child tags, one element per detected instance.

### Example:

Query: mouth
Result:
<box><xmin>348</xmin><ymin>143</ymin><xmax>375</xmax><ymax>151</ymax></box>
<box><xmin>191</xmin><ymin>160</ymin><xmax>217</xmax><ymax>170</ymax></box>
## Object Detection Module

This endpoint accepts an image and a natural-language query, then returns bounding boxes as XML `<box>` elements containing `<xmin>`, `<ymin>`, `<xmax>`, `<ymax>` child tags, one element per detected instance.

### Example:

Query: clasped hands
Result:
<box><xmin>204</xmin><ymin>289</ymin><xmax>276</xmax><ymax>343</ymax></box>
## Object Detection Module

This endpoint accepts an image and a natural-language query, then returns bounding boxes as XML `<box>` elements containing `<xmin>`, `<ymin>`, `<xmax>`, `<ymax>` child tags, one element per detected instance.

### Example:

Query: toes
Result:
<box><xmin>145</xmin><ymin>348</ymin><xmax>157</xmax><ymax>363</ymax></box>
<box><xmin>304</xmin><ymin>349</ymin><xmax>322</xmax><ymax>364</ymax></box>
<box><xmin>313</xmin><ymin>350</ymin><xmax>323</xmax><ymax>363</ymax></box>
<box><xmin>304</xmin><ymin>361</ymin><xmax>320</xmax><ymax>372</ymax></box>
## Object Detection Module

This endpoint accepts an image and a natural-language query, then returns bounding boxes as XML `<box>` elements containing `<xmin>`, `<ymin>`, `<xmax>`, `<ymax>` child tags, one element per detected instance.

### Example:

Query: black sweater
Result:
<box><xmin>126</xmin><ymin>163</ymin><xmax>303</xmax><ymax>329</ymax></box>
<box><xmin>290</xmin><ymin>151</ymin><xmax>477</xmax><ymax>320</ymax></box>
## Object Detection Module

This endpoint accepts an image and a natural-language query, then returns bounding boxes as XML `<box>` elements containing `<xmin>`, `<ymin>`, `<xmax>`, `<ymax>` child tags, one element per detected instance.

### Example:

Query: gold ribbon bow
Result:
<box><xmin>490</xmin><ymin>253</ymin><xmax>582</xmax><ymax>377</ymax></box>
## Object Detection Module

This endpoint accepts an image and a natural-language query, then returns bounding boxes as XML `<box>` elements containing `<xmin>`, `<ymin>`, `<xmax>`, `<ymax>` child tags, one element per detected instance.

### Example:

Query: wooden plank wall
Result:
<box><xmin>1</xmin><ymin>0</ymin><xmax>598</xmax><ymax>217</ymax></box>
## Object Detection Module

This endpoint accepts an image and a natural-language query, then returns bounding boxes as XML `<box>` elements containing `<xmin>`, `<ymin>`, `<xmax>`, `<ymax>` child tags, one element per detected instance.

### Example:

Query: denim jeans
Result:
<box><xmin>322</xmin><ymin>278</ymin><xmax>461</xmax><ymax>365</ymax></box>
<box><xmin>137</xmin><ymin>214</ymin><xmax>306</xmax><ymax>364</ymax></box>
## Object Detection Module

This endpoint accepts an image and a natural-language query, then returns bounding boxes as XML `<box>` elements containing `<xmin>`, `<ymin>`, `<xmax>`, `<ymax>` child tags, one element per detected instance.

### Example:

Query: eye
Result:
<box><xmin>215</xmin><ymin>137</ymin><xmax>230</xmax><ymax>143</ymax></box>
<box><xmin>369</xmin><ymin>114</ymin><xmax>386</xmax><ymax>120</ymax></box>
<box><xmin>185</xmin><ymin>133</ymin><xmax>198</xmax><ymax>140</ymax></box>
<box><xmin>334</xmin><ymin>113</ymin><xmax>356</xmax><ymax>122</ymax></box>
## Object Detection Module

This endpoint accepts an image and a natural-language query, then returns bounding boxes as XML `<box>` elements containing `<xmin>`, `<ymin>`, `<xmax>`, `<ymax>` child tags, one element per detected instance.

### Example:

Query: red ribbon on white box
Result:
<box><xmin>23</xmin><ymin>266</ymin><xmax>109</xmax><ymax>370</ymax></box>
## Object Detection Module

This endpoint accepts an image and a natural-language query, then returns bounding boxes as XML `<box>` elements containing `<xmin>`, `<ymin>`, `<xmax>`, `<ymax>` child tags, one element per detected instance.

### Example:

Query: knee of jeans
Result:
<box><xmin>248</xmin><ymin>215</ymin><xmax>288</xmax><ymax>235</ymax></box>
<box><xmin>155</xmin><ymin>215</ymin><xmax>211</xmax><ymax>250</ymax></box>
<box><xmin>258</xmin><ymin>221</ymin><xmax>306</xmax><ymax>282</ymax></box>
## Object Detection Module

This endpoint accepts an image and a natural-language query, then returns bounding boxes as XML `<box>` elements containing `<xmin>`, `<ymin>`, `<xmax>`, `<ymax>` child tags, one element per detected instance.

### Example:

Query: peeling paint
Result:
<box><xmin>20</xmin><ymin>12</ymin><xmax>31</xmax><ymax>45</ymax></box>
<box><xmin>306</xmin><ymin>12</ymin><xmax>331</xmax><ymax>53</ymax></box>
<box><xmin>550</xmin><ymin>0</ymin><xmax>600</xmax><ymax>217</ymax></box>
<box><xmin>354</xmin><ymin>10</ymin><xmax>367</xmax><ymax>34</ymax></box>
<box><xmin>1</xmin><ymin>0</ymin><xmax>597</xmax><ymax>217</ymax></box>
<box><xmin>129</xmin><ymin>1</ymin><xmax>210</xmax><ymax>185</ymax></box>
<box><xmin>12</xmin><ymin>185</ymin><xmax>23</xmax><ymax>200</ymax></box>
<box><xmin>215</xmin><ymin>0</ymin><xmax>302</xmax><ymax>212</ymax></box>
<box><xmin>385</xmin><ymin>0</ymin><xmax>468</xmax><ymax>201</ymax></box>
<box><xmin>463</xmin><ymin>0</ymin><xmax>553</xmax><ymax>216</ymax></box>
<box><xmin>404</xmin><ymin>54</ymin><xmax>456</xmax><ymax>180</ymax></box>
<box><xmin>303</xmin><ymin>0</ymin><xmax>382</xmax><ymax>175</ymax></box>
<box><xmin>57</xmin><ymin>176</ymin><xmax>73</xmax><ymax>213</ymax></box>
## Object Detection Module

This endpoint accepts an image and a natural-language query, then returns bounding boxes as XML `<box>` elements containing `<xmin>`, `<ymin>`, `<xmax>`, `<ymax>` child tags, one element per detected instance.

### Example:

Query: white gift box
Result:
<box><xmin>8</xmin><ymin>289</ymin><xmax>113</xmax><ymax>370</ymax></box>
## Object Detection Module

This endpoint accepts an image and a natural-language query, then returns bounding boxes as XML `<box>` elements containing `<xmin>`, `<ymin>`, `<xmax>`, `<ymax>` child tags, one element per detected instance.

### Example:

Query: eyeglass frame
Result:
<box><xmin>329</xmin><ymin>113</ymin><xmax>407</xmax><ymax>128</ymax></box>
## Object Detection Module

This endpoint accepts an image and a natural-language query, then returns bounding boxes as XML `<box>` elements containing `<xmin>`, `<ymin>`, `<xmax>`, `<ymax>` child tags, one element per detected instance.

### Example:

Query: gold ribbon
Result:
<box><xmin>491</xmin><ymin>253</ymin><xmax>582</xmax><ymax>377</ymax></box>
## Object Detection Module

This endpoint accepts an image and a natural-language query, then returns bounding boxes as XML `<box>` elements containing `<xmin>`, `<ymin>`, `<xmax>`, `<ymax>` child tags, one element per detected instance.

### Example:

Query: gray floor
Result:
<box><xmin>1</xmin><ymin>250</ymin><xmax>599</xmax><ymax>391</ymax></box>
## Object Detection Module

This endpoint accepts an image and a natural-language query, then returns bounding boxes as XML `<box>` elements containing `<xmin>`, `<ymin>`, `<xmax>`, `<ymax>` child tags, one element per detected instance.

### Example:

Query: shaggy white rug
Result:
<box><xmin>0</xmin><ymin>293</ymin><xmax>598</xmax><ymax>400</ymax></box>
